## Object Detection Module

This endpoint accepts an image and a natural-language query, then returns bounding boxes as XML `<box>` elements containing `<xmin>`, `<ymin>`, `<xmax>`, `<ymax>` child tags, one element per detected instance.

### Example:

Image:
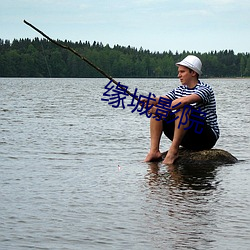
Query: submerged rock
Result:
<box><xmin>161</xmin><ymin>148</ymin><xmax>238</xmax><ymax>166</ymax></box>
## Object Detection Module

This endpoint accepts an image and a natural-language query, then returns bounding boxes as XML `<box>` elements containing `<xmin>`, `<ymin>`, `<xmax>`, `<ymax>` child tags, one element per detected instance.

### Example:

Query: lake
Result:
<box><xmin>1</xmin><ymin>78</ymin><xmax>250</xmax><ymax>250</ymax></box>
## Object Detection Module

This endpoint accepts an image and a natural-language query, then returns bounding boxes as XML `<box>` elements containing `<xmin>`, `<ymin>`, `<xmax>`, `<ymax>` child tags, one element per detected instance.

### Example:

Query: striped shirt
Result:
<box><xmin>165</xmin><ymin>80</ymin><xmax>220</xmax><ymax>139</ymax></box>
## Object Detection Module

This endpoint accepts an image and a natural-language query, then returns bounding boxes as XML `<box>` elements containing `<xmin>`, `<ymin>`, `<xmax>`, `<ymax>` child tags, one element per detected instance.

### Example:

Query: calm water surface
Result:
<box><xmin>0</xmin><ymin>78</ymin><xmax>250</xmax><ymax>250</ymax></box>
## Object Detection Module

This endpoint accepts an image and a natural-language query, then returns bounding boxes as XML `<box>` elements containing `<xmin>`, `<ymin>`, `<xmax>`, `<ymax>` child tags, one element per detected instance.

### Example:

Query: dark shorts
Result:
<box><xmin>163</xmin><ymin>112</ymin><xmax>217</xmax><ymax>150</ymax></box>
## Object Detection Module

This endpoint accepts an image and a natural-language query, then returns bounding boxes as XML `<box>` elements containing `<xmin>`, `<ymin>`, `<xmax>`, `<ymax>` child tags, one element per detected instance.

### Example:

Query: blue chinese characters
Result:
<box><xmin>101</xmin><ymin>80</ymin><xmax>206</xmax><ymax>134</ymax></box>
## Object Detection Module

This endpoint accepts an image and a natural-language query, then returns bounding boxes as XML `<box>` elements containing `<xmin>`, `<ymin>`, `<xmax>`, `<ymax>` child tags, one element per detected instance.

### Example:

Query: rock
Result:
<box><xmin>161</xmin><ymin>148</ymin><xmax>238</xmax><ymax>166</ymax></box>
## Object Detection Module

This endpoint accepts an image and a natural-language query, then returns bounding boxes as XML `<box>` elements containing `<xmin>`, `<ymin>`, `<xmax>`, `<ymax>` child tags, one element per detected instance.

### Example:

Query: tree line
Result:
<box><xmin>0</xmin><ymin>38</ymin><xmax>250</xmax><ymax>78</ymax></box>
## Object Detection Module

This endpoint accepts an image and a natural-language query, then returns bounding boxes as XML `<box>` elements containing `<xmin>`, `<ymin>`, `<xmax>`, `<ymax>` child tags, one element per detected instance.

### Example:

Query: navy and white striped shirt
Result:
<box><xmin>166</xmin><ymin>80</ymin><xmax>220</xmax><ymax>139</ymax></box>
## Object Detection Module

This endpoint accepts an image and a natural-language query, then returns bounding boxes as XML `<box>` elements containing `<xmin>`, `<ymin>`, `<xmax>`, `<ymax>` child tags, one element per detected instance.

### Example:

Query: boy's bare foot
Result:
<box><xmin>163</xmin><ymin>149</ymin><xmax>179</xmax><ymax>165</ymax></box>
<box><xmin>144</xmin><ymin>151</ymin><xmax>162</xmax><ymax>162</ymax></box>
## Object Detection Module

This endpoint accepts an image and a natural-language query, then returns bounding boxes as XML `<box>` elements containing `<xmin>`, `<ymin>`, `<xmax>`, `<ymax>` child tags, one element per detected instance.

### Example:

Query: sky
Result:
<box><xmin>1</xmin><ymin>0</ymin><xmax>250</xmax><ymax>53</ymax></box>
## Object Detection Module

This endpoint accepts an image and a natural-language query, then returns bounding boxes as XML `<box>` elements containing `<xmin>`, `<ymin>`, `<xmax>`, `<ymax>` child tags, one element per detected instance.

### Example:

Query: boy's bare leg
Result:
<box><xmin>144</xmin><ymin>117</ymin><xmax>163</xmax><ymax>162</ymax></box>
<box><xmin>163</xmin><ymin>108</ymin><xmax>190</xmax><ymax>165</ymax></box>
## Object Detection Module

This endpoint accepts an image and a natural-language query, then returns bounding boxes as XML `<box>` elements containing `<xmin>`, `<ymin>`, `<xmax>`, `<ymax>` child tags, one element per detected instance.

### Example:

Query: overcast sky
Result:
<box><xmin>1</xmin><ymin>0</ymin><xmax>249</xmax><ymax>53</ymax></box>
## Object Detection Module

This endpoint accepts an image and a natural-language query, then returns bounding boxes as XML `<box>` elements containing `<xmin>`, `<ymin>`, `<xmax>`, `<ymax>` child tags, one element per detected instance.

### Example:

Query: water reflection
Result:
<box><xmin>147</xmin><ymin>162</ymin><xmax>219</xmax><ymax>191</ymax></box>
<box><xmin>144</xmin><ymin>162</ymin><xmax>220</xmax><ymax>249</ymax></box>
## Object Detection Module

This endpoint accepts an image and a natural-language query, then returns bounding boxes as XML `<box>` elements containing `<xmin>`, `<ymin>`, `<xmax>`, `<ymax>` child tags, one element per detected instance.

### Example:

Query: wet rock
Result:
<box><xmin>161</xmin><ymin>148</ymin><xmax>238</xmax><ymax>166</ymax></box>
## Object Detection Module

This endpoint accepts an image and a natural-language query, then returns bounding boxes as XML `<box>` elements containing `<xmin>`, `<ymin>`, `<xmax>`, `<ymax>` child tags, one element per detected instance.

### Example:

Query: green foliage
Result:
<box><xmin>0</xmin><ymin>38</ymin><xmax>249</xmax><ymax>78</ymax></box>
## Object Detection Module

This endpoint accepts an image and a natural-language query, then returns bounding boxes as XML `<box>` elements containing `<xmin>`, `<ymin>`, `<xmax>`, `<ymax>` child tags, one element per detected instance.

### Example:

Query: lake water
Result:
<box><xmin>1</xmin><ymin>78</ymin><xmax>250</xmax><ymax>250</ymax></box>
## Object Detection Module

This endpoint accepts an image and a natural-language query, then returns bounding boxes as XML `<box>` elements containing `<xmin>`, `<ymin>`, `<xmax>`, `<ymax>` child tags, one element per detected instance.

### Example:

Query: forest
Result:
<box><xmin>0</xmin><ymin>38</ymin><xmax>250</xmax><ymax>78</ymax></box>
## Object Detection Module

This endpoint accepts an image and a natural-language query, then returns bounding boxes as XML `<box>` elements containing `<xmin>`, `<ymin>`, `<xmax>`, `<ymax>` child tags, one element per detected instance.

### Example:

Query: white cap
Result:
<box><xmin>176</xmin><ymin>55</ymin><xmax>202</xmax><ymax>75</ymax></box>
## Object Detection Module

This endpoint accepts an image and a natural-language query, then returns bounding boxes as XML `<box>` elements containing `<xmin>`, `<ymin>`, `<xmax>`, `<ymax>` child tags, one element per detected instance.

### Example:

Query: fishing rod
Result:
<box><xmin>23</xmin><ymin>20</ymin><xmax>138</xmax><ymax>101</ymax></box>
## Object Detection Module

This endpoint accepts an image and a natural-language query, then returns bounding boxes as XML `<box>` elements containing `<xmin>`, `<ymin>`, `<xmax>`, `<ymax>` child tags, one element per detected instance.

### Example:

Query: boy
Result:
<box><xmin>144</xmin><ymin>55</ymin><xmax>219</xmax><ymax>164</ymax></box>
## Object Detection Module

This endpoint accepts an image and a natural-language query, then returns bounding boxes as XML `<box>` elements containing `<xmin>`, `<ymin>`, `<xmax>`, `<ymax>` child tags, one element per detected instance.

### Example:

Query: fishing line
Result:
<box><xmin>40</xmin><ymin>39</ymin><xmax>52</xmax><ymax>77</ymax></box>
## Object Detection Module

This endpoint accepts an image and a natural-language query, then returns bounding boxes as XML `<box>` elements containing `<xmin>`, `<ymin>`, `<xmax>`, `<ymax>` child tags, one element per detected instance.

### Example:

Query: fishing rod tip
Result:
<box><xmin>23</xmin><ymin>20</ymin><xmax>30</xmax><ymax>25</ymax></box>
